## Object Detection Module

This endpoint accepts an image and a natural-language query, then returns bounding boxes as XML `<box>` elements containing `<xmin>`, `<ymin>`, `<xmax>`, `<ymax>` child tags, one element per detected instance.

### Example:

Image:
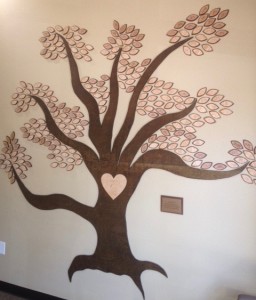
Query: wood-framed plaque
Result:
<box><xmin>161</xmin><ymin>195</ymin><xmax>183</xmax><ymax>215</ymax></box>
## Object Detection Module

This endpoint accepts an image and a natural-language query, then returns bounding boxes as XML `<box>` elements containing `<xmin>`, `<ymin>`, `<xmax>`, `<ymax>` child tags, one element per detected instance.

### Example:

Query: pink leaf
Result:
<box><xmin>243</xmin><ymin>140</ymin><xmax>254</xmax><ymax>151</ymax></box>
<box><xmin>226</xmin><ymin>160</ymin><xmax>239</xmax><ymax>168</ymax></box>
<box><xmin>241</xmin><ymin>174</ymin><xmax>253</xmax><ymax>184</ymax></box>
<box><xmin>213</xmin><ymin>163</ymin><xmax>227</xmax><ymax>170</ymax></box>
<box><xmin>201</xmin><ymin>162</ymin><xmax>212</xmax><ymax>169</ymax></box>
<box><xmin>247</xmin><ymin>167</ymin><xmax>256</xmax><ymax>177</ymax></box>
<box><xmin>192</xmin><ymin>160</ymin><xmax>202</xmax><ymax>168</ymax></box>
<box><xmin>243</xmin><ymin>150</ymin><xmax>255</xmax><ymax>160</ymax></box>
<box><xmin>231</xmin><ymin>140</ymin><xmax>243</xmax><ymax>149</ymax></box>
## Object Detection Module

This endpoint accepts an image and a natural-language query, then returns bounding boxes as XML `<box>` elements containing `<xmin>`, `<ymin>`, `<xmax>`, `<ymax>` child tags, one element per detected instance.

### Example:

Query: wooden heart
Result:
<box><xmin>101</xmin><ymin>173</ymin><xmax>127</xmax><ymax>200</ymax></box>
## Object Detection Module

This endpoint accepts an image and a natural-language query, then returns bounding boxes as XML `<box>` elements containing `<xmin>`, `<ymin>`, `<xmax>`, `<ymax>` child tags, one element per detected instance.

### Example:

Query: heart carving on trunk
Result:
<box><xmin>101</xmin><ymin>173</ymin><xmax>127</xmax><ymax>200</ymax></box>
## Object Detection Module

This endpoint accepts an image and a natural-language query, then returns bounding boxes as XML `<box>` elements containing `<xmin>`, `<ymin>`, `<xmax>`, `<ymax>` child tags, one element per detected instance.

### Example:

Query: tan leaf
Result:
<box><xmin>183</xmin><ymin>46</ymin><xmax>191</xmax><ymax>56</ymax></box>
<box><xmin>186</xmin><ymin>14</ymin><xmax>198</xmax><ymax>22</ymax></box>
<box><xmin>174</xmin><ymin>21</ymin><xmax>186</xmax><ymax>29</ymax></box>
<box><xmin>203</xmin><ymin>28</ymin><xmax>216</xmax><ymax>35</ymax></box>
<box><xmin>198</xmin><ymin>14</ymin><xmax>208</xmax><ymax>24</ymax></box>
<box><xmin>202</xmin><ymin>44</ymin><xmax>213</xmax><ymax>52</ymax></box>
<box><xmin>113</xmin><ymin>20</ymin><xmax>119</xmax><ymax>30</ymax></box>
<box><xmin>209</xmin><ymin>8</ymin><xmax>221</xmax><ymax>17</ymax></box>
<box><xmin>219</xmin><ymin>108</ymin><xmax>233</xmax><ymax>115</ymax></box>
<box><xmin>185</xmin><ymin>23</ymin><xmax>197</xmax><ymax>30</ymax></box>
<box><xmin>197</xmin><ymin>87</ymin><xmax>207</xmax><ymax>97</ymax></box>
<box><xmin>199</xmin><ymin>4</ymin><xmax>209</xmax><ymax>15</ymax></box>
<box><xmin>218</xmin><ymin>9</ymin><xmax>229</xmax><ymax>20</ymax></box>
<box><xmin>208</xmin><ymin>37</ymin><xmax>220</xmax><ymax>44</ymax></box>
<box><xmin>192</xmin><ymin>26</ymin><xmax>203</xmax><ymax>35</ymax></box>
<box><xmin>204</xmin><ymin>18</ymin><xmax>216</xmax><ymax>27</ymax></box>
<box><xmin>215</xmin><ymin>30</ymin><xmax>229</xmax><ymax>37</ymax></box>
<box><xmin>192</xmin><ymin>48</ymin><xmax>204</xmax><ymax>56</ymax></box>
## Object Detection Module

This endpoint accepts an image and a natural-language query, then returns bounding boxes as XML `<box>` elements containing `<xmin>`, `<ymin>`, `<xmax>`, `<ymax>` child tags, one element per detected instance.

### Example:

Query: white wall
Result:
<box><xmin>0</xmin><ymin>0</ymin><xmax>256</xmax><ymax>299</ymax></box>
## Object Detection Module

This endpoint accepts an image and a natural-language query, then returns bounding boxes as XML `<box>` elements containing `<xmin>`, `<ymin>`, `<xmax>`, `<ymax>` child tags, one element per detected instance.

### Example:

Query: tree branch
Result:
<box><xmin>112</xmin><ymin>37</ymin><xmax>192</xmax><ymax>160</ymax></box>
<box><xmin>131</xmin><ymin>149</ymin><xmax>248</xmax><ymax>181</ymax></box>
<box><xmin>120</xmin><ymin>99</ymin><xmax>196</xmax><ymax>165</ymax></box>
<box><xmin>32</xmin><ymin>95</ymin><xmax>99</xmax><ymax>166</ymax></box>
<box><xmin>101</xmin><ymin>49</ymin><xmax>122</xmax><ymax>155</ymax></box>
<box><xmin>13</xmin><ymin>168</ymin><xmax>95</xmax><ymax>222</ymax></box>
<box><xmin>57</xmin><ymin>34</ymin><xmax>102</xmax><ymax>151</ymax></box>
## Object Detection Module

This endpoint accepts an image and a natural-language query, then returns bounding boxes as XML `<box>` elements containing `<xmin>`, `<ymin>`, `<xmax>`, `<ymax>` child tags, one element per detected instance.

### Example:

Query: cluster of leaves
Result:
<box><xmin>20</xmin><ymin>119</ymin><xmax>83</xmax><ymax>171</ymax></box>
<box><xmin>81</xmin><ymin>75</ymin><xmax>110</xmax><ymax>114</ymax></box>
<box><xmin>141</xmin><ymin>87</ymin><xmax>234</xmax><ymax>169</ymax></box>
<box><xmin>101</xmin><ymin>20</ymin><xmax>145</xmax><ymax>60</ymax></box>
<box><xmin>228</xmin><ymin>140</ymin><xmax>256</xmax><ymax>184</ymax></box>
<box><xmin>40</xmin><ymin>25</ymin><xmax>93</xmax><ymax>61</ymax></box>
<box><xmin>0</xmin><ymin>132</ymin><xmax>32</xmax><ymax>184</ymax></box>
<box><xmin>11</xmin><ymin>81</ymin><xmax>88</xmax><ymax>170</ymax></box>
<box><xmin>101</xmin><ymin>20</ymin><xmax>153</xmax><ymax>93</ymax></box>
<box><xmin>167</xmin><ymin>4</ymin><xmax>229</xmax><ymax>56</ymax></box>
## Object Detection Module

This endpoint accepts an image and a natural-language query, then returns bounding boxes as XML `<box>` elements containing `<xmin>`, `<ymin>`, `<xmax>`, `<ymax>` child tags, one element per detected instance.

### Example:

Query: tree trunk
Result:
<box><xmin>68</xmin><ymin>188</ymin><xmax>167</xmax><ymax>298</ymax></box>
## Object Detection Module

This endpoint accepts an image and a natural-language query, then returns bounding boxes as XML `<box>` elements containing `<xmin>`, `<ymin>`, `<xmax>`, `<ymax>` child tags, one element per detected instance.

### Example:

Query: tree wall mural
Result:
<box><xmin>0</xmin><ymin>4</ymin><xmax>255</xmax><ymax>299</ymax></box>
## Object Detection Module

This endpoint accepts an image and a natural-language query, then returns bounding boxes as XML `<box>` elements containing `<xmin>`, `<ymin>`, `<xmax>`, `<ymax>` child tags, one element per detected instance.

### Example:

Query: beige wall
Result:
<box><xmin>0</xmin><ymin>0</ymin><xmax>256</xmax><ymax>299</ymax></box>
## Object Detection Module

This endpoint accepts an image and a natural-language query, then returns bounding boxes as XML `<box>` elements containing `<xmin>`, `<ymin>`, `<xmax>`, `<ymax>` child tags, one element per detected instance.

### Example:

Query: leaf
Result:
<box><xmin>192</xmin><ymin>160</ymin><xmax>202</xmax><ymax>168</ymax></box>
<box><xmin>186</xmin><ymin>14</ymin><xmax>199</xmax><ymax>22</ymax></box>
<box><xmin>192</xmin><ymin>139</ymin><xmax>205</xmax><ymax>146</ymax></box>
<box><xmin>197</xmin><ymin>87</ymin><xmax>207</xmax><ymax>97</ymax></box>
<box><xmin>220</xmin><ymin>100</ymin><xmax>233</xmax><ymax>107</ymax></box>
<box><xmin>215</xmin><ymin>30</ymin><xmax>229</xmax><ymax>37</ymax></box>
<box><xmin>228</xmin><ymin>149</ymin><xmax>242</xmax><ymax>156</ymax></box>
<box><xmin>241</xmin><ymin>174</ymin><xmax>253</xmax><ymax>184</ymax></box>
<box><xmin>209</xmin><ymin>111</ymin><xmax>221</xmax><ymax>119</ymax></box>
<box><xmin>226</xmin><ymin>160</ymin><xmax>239</xmax><ymax>168</ymax></box>
<box><xmin>194</xmin><ymin>152</ymin><xmax>207</xmax><ymax>159</ymax></box>
<box><xmin>196</xmin><ymin>34</ymin><xmax>207</xmax><ymax>41</ymax></box>
<box><xmin>218</xmin><ymin>9</ymin><xmax>229</xmax><ymax>20</ymax></box>
<box><xmin>207</xmin><ymin>103</ymin><xmax>219</xmax><ymax>110</ymax></box>
<box><xmin>204</xmin><ymin>117</ymin><xmax>216</xmax><ymax>124</ymax></box>
<box><xmin>202</xmin><ymin>44</ymin><xmax>213</xmax><ymax>52</ymax></box>
<box><xmin>174</xmin><ymin>21</ymin><xmax>186</xmax><ymax>29</ymax></box>
<box><xmin>220</xmin><ymin>108</ymin><xmax>233</xmax><ymax>115</ymax></box>
<box><xmin>183</xmin><ymin>46</ymin><xmax>191</xmax><ymax>56</ymax></box>
<box><xmin>247</xmin><ymin>167</ymin><xmax>256</xmax><ymax>177</ymax></box>
<box><xmin>243</xmin><ymin>140</ymin><xmax>253</xmax><ymax>151</ymax></box>
<box><xmin>167</xmin><ymin>29</ymin><xmax>178</xmax><ymax>37</ymax></box>
<box><xmin>182</xmin><ymin>155</ymin><xmax>194</xmax><ymax>162</ymax></box>
<box><xmin>187</xmin><ymin>146</ymin><xmax>198</xmax><ymax>153</ymax></box>
<box><xmin>213</xmin><ymin>163</ymin><xmax>227</xmax><ymax>170</ymax></box>
<box><xmin>193</xmin><ymin>48</ymin><xmax>204</xmax><ymax>56</ymax></box>
<box><xmin>201</xmin><ymin>162</ymin><xmax>212</xmax><ymax>169</ymax></box>
<box><xmin>209</xmin><ymin>8</ymin><xmax>221</xmax><ymax>17</ymax></box>
<box><xmin>193</xmin><ymin>120</ymin><xmax>204</xmax><ymax>127</ymax></box>
<box><xmin>243</xmin><ymin>150</ymin><xmax>254</xmax><ymax>160</ymax></box>
<box><xmin>213</xmin><ymin>22</ymin><xmax>226</xmax><ymax>29</ymax></box>
<box><xmin>204</xmin><ymin>18</ymin><xmax>216</xmax><ymax>27</ymax></box>
<box><xmin>208</xmin><ymin>37</ymin><xmax>220</xmax><ymax>44</ymax></box>
<box><xmin>234</xmin><ymin>156</ymin><xmax>248</xmax><ymax>164</ymax></box>
<box><xmin>199</xmin><ymin>4</ymin><xmax>209</xmax><ymax>15</ymax></box>
<box><xmin>113</xmin><ymin>20</ymin><xmax>119</xmax><ymax>30</ymax></box>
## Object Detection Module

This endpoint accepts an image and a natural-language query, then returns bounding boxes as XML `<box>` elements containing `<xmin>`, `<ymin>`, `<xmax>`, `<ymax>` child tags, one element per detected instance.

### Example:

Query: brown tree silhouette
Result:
<box><xmin>1</xmin><ymin>4</ymin><xmax>255</xmax><ymax>298</ymax></box>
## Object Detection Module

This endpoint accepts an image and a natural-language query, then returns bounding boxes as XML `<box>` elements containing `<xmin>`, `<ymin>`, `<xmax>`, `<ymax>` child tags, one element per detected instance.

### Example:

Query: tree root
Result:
<box><xmin>68</xmin><ymin>254</ymin><xmax>167</xmax><ymax>299</ymax></box>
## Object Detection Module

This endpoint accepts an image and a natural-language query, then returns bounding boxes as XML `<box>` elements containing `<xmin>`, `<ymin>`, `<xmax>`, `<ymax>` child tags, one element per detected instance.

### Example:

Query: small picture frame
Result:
<box><xmin>161</xmin><ymin>195</ymin><xmax>183</xmax><ymax>215</ymax></box>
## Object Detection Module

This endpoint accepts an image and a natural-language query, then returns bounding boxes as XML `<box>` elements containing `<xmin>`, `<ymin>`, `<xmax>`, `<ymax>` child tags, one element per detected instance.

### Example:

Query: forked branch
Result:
<box><xmin>13</xmin><ymin>168</ymin><xmax>95</xmax><ymax>222</ymax></box>
<box><xmin>120</xmin><ymin>99</ymin><xmax>196</xmax><ymax>165</ymax></box>
<box><xmin>32</xmin><ymin>95</ymin><xmax>99</xmax><ymax>166</ymax></box>
<box><xmin>101</xmin><ymin>49</ymin><xmax>122</xmax><ymax>154</ymax></box>
<box><xmin>131</xmin><ymin>149</ymin><xmax>248</xmax><ymax>180</ymax></box>
<box><xmin>58</xmin><ymin>34</ymin><xmax>102</xmax><ymax>150</ymax></box>
<box><xmin>112</xmin><ymin>37</ymin><xmax>192</xmax><ymax>159</ymax></box>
